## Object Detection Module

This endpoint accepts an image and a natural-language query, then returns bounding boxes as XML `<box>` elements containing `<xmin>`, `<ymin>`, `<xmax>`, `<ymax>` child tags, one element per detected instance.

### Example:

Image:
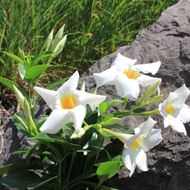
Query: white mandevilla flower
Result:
<box><xmin>34</xmin><ymin>71</ymin><xmax>106</xmax><ymax>137</ymax></box>
<box><xmin>122</xmin><ymin>117</ymin><xmax>163</xmax><ymax>176</ymax></box>
<box><xmin>93</xmin><ymin>53</ymin><xmax>161</xmax><ymax>99</ymax></box>
<box><xmin>159</xmin><ymin>84</ymin><xmax>190</xmax><ymax>136</ymax></box>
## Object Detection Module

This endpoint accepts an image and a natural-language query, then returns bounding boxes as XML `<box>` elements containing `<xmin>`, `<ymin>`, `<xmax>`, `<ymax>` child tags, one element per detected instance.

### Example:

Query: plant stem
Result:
<box><xmin>58</xmin><ymin>160</ymin><xmax>62</xmax><ymax>190</ymax></box>
<box><xmin>66</xmin><ymin>152</ymin><xmax>76</xmax><ymax>186</ymax></box>
<box><xmin>122</xmin><ymin>98</ymin><xmax>128</xmax><ymax>111</ymax></box>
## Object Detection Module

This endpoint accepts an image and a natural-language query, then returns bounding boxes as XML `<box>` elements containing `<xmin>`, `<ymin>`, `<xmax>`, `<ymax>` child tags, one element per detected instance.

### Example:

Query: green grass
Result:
<box><xmin>0</xmin><ymin>0</ymin><xmax>178</xmax><ymax>80</ymax></box>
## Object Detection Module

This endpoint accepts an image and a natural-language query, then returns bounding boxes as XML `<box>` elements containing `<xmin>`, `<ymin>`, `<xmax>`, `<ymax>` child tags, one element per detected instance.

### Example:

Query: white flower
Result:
<box><xmin>159</xmin><ymin>84</ymin><xmax>190</xmax><ymax>136</ymax></box>
<box><xmin>34</xmin><ymin>71</ymin><xmax>106</xmax><ymax>135</ymax></box>
<box><xmin>122</xmin><ymin>117</ymin><xmax>163</xmax><ymax>176</ymax></box>
<box><xmin>93</xmin><ymin>53</ymin><xmax>161</xmax><ymax>99</ymax></box>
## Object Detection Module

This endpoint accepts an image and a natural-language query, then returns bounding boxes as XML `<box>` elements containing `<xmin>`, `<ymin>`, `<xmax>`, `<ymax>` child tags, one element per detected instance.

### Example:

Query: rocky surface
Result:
<box><xmin>1</xmin><ymin>0</ymin><xmax>190</xmax><ymax>189</ymax></box>
<box><xmin>80</xmin><ymin>0</ymin><xmax>190</xmax><ymax>189</ymax></box>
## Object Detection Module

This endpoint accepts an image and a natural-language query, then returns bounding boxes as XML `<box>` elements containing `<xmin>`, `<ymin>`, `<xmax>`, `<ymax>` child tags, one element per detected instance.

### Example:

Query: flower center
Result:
<box><xmin>124</xmin><ymin>69</ymin><xmax>139</xmax><ymax>79</ymax></box>
<box><xmin>130</xmin><ymin>136</ymin><xmax>142</xmax><ymax>151</ymax></box>
<box><xmin>165</xmin><ymin>104</ymin><xmax>174</xmax><ymax>115</ymax></box>
<box><xmin>60</xmin><ymin>95</ymin><xmax>77</xmax><ymax>109</ymax></box>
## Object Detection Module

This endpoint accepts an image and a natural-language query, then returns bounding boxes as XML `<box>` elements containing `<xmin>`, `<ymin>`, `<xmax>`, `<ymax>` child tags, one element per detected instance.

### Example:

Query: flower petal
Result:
<box><xmin>134</xmin><ymin>61</ymin><xmax>161</xmax><ymax>75</ymax></box>
<box><xmin>34</xmin><ymin>86</ymin><xmax>57</xmax><ymax>110</ymax></box>
<box><xmin>115</xmin><ymin>75</ymin><xmax>140</xmax><ymax>98</ymax></box>
<box><xmin>136</xmin><ymin>149</ymin><xmax>148</xmax><ymax>172</ymax></box>
<box><xmin>75</xmin><ymin>90</ymin><xmax>106</xmax><ymax>111</ymax></box>
<box><xmin>57</xmin><ymin>71</ymin><xmax>79</xmax><ymax>93</ymax></box>
<box><xmin>177</xmin><ymin>104</ymin><xmax>190</xmax><ymax>123</ymax></box>
<box><xmin>166</xmin><ymin>115</ymin><xmax>187</xmax><ymax>135</ymax></box>
<box><xmin>93</xmin><ymin>66</ymin><xmax>117</xmax><ymax>87</ymax></box>
<box><xmin>40</xmin><ymin>109</ymin><xmax>69</xmax><ymax>134</ymax></box>
<box><xmin>122</xmin><ymin>148</ymin><xmax>136</xmax><ymax>177</ymax></box>
<box><xmin>134</xmin><ymin>117</ymin><xmax>156</xmax><ymax>136</ymax></box>
<box><xmin>142</xmin><ymin>129</ymin><xmax>163</xmax><ymax>151</ymax></box>
<box><xmin>113</xmin><ymin>53</ymin><xmax>137</xmax><ymax>71</ymax></box>
<box><xmin>69</xmin><ymin>105</ymin><xmax>86</xmax><ymax>132</ymax></box>
<box><xmin>167</xmin><ymin>84</ymin><xmax>190</xmax><ymax>106</ymax></box>
<box><xmin>137</xmin><ymin>74</ymin><xmax>161</xmax><ymax>87</ymax></box>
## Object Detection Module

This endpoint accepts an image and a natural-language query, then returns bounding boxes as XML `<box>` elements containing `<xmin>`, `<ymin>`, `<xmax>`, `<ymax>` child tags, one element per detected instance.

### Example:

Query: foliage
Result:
<box><xmin>0</xmin><ymin>46</ymin><xmax>164</xmax><ymax>189</ymax></box>
<box><xmin>0</xmin><ymin>0</ymin><xmax>178</xmax><ymax>78</ymax></box>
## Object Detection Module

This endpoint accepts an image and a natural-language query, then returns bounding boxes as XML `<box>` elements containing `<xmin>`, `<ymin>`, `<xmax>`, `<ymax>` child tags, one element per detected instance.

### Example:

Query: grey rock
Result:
<box><xmin>81</xmin><ymin>0</ymin><xmax>190</xmax><ymax>189</ymax></box>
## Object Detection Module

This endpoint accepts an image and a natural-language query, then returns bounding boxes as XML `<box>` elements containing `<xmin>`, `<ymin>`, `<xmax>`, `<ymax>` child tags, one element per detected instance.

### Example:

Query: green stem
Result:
<box><xmin>122</xmin><ymin>98</ymin><xmax>128</xmax><ymax>111</ymax></box>
<box><xmin>66</xmin><ymin>152</ymin><xmax>76</xmax><ymax>185</ymax></box>
<box><xmin>58</xmin><ymin>160</ymin><xmax>62</xmax><ymax>190</ymax></box>
<box><xmin>113</xmin><ymin>108</ymin><xmax>160</xmax><ymax>118</ymax></box>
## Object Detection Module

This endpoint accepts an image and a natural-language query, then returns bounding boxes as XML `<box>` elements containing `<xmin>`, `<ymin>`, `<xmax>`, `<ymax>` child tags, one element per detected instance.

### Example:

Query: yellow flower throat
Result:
<box><xmin>124</xmin><ymin>69</ymin><xmax>139</xmax><ymax>79</ymax></box>
<box><xmin>60</xmin><ymin>95</ymin><xmax>77</xmax><ymax>109</ymax></box>
<box><xmin>130</xmin><ymin>136</ymin><xmax>142</xmax><ymax>150</ymax></box>
<box><xmin>165</xmin><ymin>104</ymin><xmax>174</xmax><ymax>115</ymax></box>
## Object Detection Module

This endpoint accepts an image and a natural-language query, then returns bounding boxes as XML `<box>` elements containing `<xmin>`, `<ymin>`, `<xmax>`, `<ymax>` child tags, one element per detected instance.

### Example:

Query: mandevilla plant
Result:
<box><xmin>1</xmin><ymin>30</ymin><xmax>190</xmax><ymax>190</ymax></box>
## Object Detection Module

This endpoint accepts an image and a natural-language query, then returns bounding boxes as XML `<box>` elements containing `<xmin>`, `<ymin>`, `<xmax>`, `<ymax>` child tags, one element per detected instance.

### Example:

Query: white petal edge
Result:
<box><xmin>136</xmin><ymin>149</ymin><xmax>148</xmax><ymax>172</ymax></box>
<box><xmin>69</xmin><ymin>105</ymin><xmax>86</xmax><ymax>132</ymax></box>
<box><xmin>115</xmin><ymin>75</ymin><xmax>140</xmax><ymax>99</ymax></box>
<box><xmin>167</xmin><ymin>84</ymin><xmax>190</xmax><ymax>106</ymax></box>
<box><xmin>142</xmin><ymin>129</ymin><xmax>163</xmax><ymax>151</ymax></box>
<box><xmin>75</xmin><ymin>90</ymin><xmax>106</xmax><ymax>111</ymax></box>
<box><xmin>134</xmin><ymin>117</ymin><xmax>156</xmax><ymax>136</ymax></box>
<box><xmin>113</xmin><ymin>53</ymin><xmax>137</xmax><ymax>71</ymax></box>
<box><xmin>137</xmin><ymin>74</ymin><xmax>161</xmax><ymax>87</ymax></box>
<box><xmin>40</xmin><ymin>109</ymin><xmax>70</xmax><ymax>134</ymax></box>
<box><xmin>93</xmin><ymin>66</ymin><xmax>117</xmax><ymax>87</ymax></box>
<box><xmin>166</xmin><ymin>115</ymin><xmax>187</xmax><ymax>135</ymax></box>
<box><xmin>123</xmin><ymin>148</ymin><xmax>136</xmax><ymax>177</ymax></box>
<box><xmin>34</xmin><ymin>86</ymin><xmax>57</xmax><ymax>110</ymax></box>
<box><xmin>57</xmin><ymin>71</ymin><xmax>79</xmax><ymax>93</ymax></box>
<box><xmin>134</xmin><ymin>61</ymin><xmax>161</xmax><ymax>75</ymax></box>
<box><xmin>177</xmin><ymin>104</ymin><xmax>190</xmax><ymax>123</ymax></box>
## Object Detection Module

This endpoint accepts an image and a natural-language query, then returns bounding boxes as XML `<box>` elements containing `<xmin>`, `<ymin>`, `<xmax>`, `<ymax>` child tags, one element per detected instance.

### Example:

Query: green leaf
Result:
<box><xmin>32</xmin><ymin>52</ymin><xmax>53</xmax><ymax>65</ymax></box>
<box><xmin>96</xmin><ymin>156</ymin><xmax>122</xmax><ymax>179</ymax></box>
<box><xmin>0</xmin><ymin>76</ymin><xmax>18</xmax><ymax>90</ymax></box>
<box><xmin>99</xmin><ymin>101</ymin><xmax>108</xmax><ymax>114</ymax></box>
<box><xmin>3</xmin><ymin>51</ymin><xmax>24</xmax><ymax>64</ymax></box>
<box><xmin>1</xmin><ymin>171</ymin><xmax>57</xmax><ymax>189</ymax></box>
<box><xmin>24</xmin><ymin>64</ymin><xmax>50</xmax><ymax>83</ymax></box>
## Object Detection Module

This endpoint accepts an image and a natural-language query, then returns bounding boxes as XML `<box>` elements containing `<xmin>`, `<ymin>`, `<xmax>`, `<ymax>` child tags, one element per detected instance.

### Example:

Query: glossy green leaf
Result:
<box><xmin>24</xmin><ymin>64</ymin><xmax>50</xmax><ymax>83</ymax></box>
<box><xmin>96</xmin><ymin>156</ymin><xmax>122</xmax><ymax>179</ymax></box>
<box><xmin>99</xmin><ymin>101</ymin><xmax>108</xmax><ymax>114</ymax></box>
